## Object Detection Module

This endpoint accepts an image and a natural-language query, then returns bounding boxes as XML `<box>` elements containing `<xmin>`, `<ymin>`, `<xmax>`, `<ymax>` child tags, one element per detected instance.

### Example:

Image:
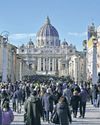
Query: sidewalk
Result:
<box><xmin>71</xmin><ymin>102</ymin><xmax>100</xmax><ymax>125</ymax></box>
<box><xmin>11</xmin><ymin>102</ymin><xmax>100</xmax><ymax>125</ymax></box>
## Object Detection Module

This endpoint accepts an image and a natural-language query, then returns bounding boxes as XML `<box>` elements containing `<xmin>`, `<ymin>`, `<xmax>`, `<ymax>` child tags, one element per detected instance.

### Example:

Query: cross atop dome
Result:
<box><xmin>45</xmin><ymin>16</ymin><xmax>50</xmax><ymax>24</ymax></box>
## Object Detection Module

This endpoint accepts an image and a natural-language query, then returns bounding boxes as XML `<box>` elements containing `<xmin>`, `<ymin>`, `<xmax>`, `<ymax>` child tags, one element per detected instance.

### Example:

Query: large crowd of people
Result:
<box><xmin>0</xmin><ymin>76</ymin><xmax>100</xmax><ymax>125</ymax></box>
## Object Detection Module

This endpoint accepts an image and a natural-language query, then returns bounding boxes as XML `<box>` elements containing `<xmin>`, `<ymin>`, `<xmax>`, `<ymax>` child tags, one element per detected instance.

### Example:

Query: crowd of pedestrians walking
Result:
<box><xmin>0</xmin><ymin>77</ymin><xmax>100</xmax><ymax>125</ymax></box>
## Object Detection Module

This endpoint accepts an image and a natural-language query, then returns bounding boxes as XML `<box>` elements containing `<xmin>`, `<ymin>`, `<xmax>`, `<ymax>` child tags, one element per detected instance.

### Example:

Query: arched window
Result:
<box><xmin>46</xmin><ymin>41</ymin><xmax>49</xmax><ymax>45</ymax></box>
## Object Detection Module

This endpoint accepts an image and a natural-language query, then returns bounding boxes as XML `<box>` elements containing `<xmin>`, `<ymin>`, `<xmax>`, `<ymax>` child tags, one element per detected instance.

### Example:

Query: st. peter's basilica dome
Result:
<box><xmin>36</xmin><ymin>17</ymin><xmax>60</xmax><ymax>48</ymax></box>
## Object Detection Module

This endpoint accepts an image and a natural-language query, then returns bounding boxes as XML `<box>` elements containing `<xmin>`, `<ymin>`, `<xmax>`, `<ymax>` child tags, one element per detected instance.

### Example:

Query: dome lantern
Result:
<box><xmin>45</xmin><ymin>16</ymin><xmax>50</xmax><ymax>24</ymax></box>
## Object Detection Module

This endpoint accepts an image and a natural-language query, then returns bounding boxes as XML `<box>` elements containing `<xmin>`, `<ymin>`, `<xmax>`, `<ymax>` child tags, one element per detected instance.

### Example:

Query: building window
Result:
<box><xmin>56</xmin><ymin>59</ymin><xmax>58</xmax><ymax>71</ymax></box>
<box><xmin>28</xmin><ymin>49</ymin><xmax>31</xmax><ymax>53</ymax></box>
<box><xmin>50</xmin><ymin>58</ymin><xmax>52</xmax><ymax>63</ymax></box>
<box><xmin>62</xmin><ymin>64</ymin><xmax>65</xmax><ymax>69</ymax></box>
<box><xmin>56</xmin><ymin>40</ymin><xmax>58</xmax><ymax>46</ymax></box>
<box><xmin>41</xmin><ymin>58</ymin><xmax>43</xmax><ymax>71</ymax></box>
<box><xmin>21</xmin><ymin>49</ymin><xmax>24</xmax><ymax>52</ymax></box>
<box><xmin>41</xmin><ymin>58</ymin><xmax>43</xmax><ymax>63</ymax></box>
<box><xmin>70</xmin><ymin>49</ymin><xmax>72</xmax><ymax>53</ymax></box>
<box><xmin>50</xmin><ymin>66</ymin><xmax>52</xmax><ymax>71</ymax></box>
<box><xmin>41</xmin><ymin>40</ymin><xmax>44</xmax><ymax>45</ymax></box>
<box><xmin>47</xmin><ymin>41</ymin><xmax>49</xmax><ymax>45</ymax></box>
<box><xmin>41</xmin><ymin>65</ymin><xmax>43</xmax><ymax>71</ymax></box>
<box><xmin>51</xmin><ymin>41</ymin><xmax>54</xmax><ymax>45</ymax></box>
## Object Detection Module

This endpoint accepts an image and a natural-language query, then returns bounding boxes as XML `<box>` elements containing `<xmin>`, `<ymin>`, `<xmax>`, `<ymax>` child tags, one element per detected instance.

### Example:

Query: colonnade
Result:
<box><xmin>37</xmin><ymin>57</ymin><xmax>58</xmax><ymax>72</ymax></box>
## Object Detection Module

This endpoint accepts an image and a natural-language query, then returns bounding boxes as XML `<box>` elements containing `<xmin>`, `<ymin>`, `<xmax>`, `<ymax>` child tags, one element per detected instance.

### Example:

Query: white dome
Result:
<box><xmin>36</xmin><ymin>17</ymin><xmax>60</xmax><ymax>48</ymax></box>
<box><xmin>27</xmin><ymin>38</ymin><xmax>34</xmax><ymax>48</ymax></box>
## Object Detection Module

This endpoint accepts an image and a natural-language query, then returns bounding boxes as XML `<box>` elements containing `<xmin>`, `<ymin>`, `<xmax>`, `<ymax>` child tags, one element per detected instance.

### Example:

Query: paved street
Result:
<box><xmin>11</xmin><ymin>102</ymin><xmax>100</xmax><ymax>125</ymax></box>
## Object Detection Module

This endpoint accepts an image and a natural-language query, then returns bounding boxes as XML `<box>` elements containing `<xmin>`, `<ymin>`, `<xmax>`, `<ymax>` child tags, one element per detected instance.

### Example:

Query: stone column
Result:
<box><xmin>49</xmin><ymin>58</ymin><xmax>50</xmax><ymax>71</ymax></box>
<box><xmin>19</xmin><ymin>61</ymin><xmax>22</xmax><ymax>81</ymax></box>
<box><xmin>37</xmin><ymin>58</ymin><xmax>40</xmax><ymax>71</ymax></box>
<box><xmin>75</xmin><ymin>58</ymin><xmax>78</xmax><ymax>83</ymax></box>
<box><xmin>2</xmin><ymin>38</ymin><xmax>8</xmax><ymax>82</ymax></box>
<box><xmin>37</xmin><ymin>58</ymin><xmax>41</xmax><ymax>71</ymax></box>
<box><xmin>11</xmin><ymin>49</ymin><xmax>14</xmax><ymax>83</ymax></box>
<box><xmin>55</xmin><ymin>58</ymin><xmax>56</xmax><ymax>71</ymax></box>
<box><xmin>83</xmin><ymin>40</ymin><xmax>87</xmax><ymax>82</ymax></box>
<box><xmin>39</xmin><ymin>58</ymin><xmax>41</xmax><ymax>71</ymax></box>
<box><xmin>92</xmin><ymin>39</ymin><xmax>97</xmax><ymax>85</ymax></box>
<box><xmin>92</xmin><ymin>39</ymin><xmax>98</xmax><ymax>106</ymax></box>
<box><xmin>58</xmin><ymin>58</ymin><xmax>61</xmax><ymax>76</ymax></box>
<box><xmin>83</xmin><ymin>50</ymin><xmax>87</xmax><ymax>82</ymax></box>
<box><xmin>43</xmin><ymin>58</ymin><xmax>45</xmax><ymax>71</ymax></box>
<box><xmin>52</xmin><ymin>58</ymin><xmax>55</xmax><ymax>71</ymax></box>
<box><xmin>58</xmin><ymin>59</ymin><xmax>60</xmax><ymax>71</ymax></box>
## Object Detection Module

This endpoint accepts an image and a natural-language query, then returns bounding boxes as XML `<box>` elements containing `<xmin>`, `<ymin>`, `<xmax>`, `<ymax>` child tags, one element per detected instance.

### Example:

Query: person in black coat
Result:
<box><xmin>79</xmin><ymin>88</ymin><xmax>88</xmax><ymax>118</ymax></box>
<box><xmin>70</xmin><ymin>90</ymin><xmax>80</xmax><ymax>118</ymax></box>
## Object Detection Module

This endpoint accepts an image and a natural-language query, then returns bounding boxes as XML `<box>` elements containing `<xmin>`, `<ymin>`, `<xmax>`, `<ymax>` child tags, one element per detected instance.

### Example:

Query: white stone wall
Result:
<box><xmin>17</xmin><ymin>42</ymin><xmax>78</xmax><ymax>77</ymax></box>
<box><xmin>68</xmin><ymin>55</ymin><xmax>85</xmax><ymax>83</ymax></box>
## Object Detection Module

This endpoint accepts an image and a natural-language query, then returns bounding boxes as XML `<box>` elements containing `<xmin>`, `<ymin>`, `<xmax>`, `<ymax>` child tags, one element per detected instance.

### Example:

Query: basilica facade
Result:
<box><xmin>17</xmin><ymin>17</ymin><xmax>77</xmax><ymax>76</ymax></box>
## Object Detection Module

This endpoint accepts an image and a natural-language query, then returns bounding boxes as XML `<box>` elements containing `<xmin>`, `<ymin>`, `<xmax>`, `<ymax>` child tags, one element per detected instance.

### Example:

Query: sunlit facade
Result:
<box><xmin>87</xmin><ymin>24</ymin><xmax>100</xmax><ymax>81</ymax></box>
<box><xmin>17</xmin><ymin>17</ymin><xmax>77</xmax><ymax>76</ymax></box>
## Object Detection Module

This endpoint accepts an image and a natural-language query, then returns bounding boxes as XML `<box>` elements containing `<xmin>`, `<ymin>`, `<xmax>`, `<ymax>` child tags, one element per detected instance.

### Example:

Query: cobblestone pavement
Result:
<box><xmin>11</xmin><ymin>102</ymin><xmax>100</xmax><ymax>125</ymax></box>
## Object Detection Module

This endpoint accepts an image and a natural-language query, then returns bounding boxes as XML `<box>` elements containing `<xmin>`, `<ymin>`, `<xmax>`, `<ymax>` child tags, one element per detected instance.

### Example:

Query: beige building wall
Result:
<box><xmin>6</xmin><ymin>43</ymin><xmax>17</xmax><ymax>82</ymax></box>
<box><xmin>16</xmin><ymin>55</ymin><xmax>21</xmax><ymax>81</ymax></box>
<box><xmin>15</xmin><ymin>54</ymin><xmax>34</xmax><ymax>81</ymax></box>
<box><xmin>0</xmin><ymin>37</ymin><xmax>32</xmax><ymax>82</ymax></box>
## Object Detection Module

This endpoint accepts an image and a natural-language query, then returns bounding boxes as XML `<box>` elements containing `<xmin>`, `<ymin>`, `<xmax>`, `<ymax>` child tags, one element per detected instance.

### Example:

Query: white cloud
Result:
<box><xmin>9</xmin><ymin>33</ymin><xmax>36</xmax><ymax>40</ymax></box>
<box><xmin>8</xmin><ymin>33</ymin><xmax>36</xmax><ymax>46</ymax></box>
<box><xmin>68</xmin><ymin>32</ymin><xmax>87</xmax><ymax>37</ymax></box>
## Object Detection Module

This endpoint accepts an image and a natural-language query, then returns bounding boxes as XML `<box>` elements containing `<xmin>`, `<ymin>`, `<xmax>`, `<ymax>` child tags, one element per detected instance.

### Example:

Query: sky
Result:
<box><xmin>0</xmin><ymin>0</ymin><xmax>100</xmax><ymax>50</ymax></box>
